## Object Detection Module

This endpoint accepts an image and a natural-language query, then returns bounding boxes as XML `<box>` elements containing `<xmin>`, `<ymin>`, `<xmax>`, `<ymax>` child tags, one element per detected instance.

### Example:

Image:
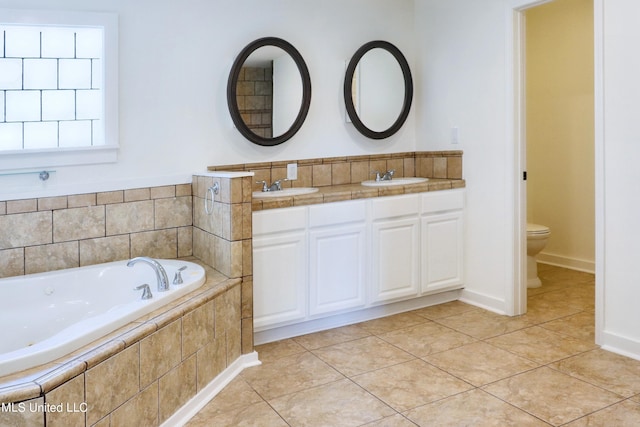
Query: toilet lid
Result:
<box><xmin>527</xmin><ymin>223</ymin><xmax>550</xmax><ymax>234</ymax></box>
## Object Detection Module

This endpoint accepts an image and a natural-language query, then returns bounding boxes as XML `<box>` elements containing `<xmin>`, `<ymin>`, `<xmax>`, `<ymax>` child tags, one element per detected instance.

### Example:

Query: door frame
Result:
<box><xmin>507</xmin><ymin>0</ymin><xmax>604</xmax><ymax>343</ymax></box>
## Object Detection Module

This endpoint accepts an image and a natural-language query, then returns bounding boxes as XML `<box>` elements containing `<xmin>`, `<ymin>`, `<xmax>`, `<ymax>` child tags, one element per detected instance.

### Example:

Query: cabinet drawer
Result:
<box><xmin>371</xmin><ymin>194</ymin><xmax>420</xmax><ymax>220</ymax></box>
<box><xmin>309</xmin><ymin>199</ymin><xmax>366</xmax><ymax>228</ymax></box>
<box><xmin>421</xmin><ymin>189</ymin><xmax>464</xmax><ymax>214</ymax></box>
<box><xmin>253</xmin><ymin>206</ymin><xmax>307</xmax><ymax>235</ymax></box>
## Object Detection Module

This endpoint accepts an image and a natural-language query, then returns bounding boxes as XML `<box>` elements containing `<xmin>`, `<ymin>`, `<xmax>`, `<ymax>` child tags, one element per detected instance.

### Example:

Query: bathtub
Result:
<box><xmin>0</xmin><ymin>259</ymin><xmax>206</xmax><ymax>378</ymax></box>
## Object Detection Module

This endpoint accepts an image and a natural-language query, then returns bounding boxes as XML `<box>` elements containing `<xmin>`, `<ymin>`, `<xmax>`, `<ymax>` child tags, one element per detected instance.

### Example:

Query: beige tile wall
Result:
<box><xmin>207</xmin><ymin>151</ymin><xmax>463</xmax><ymax>191</ymax></box>
<box><xmin>0</xmin><ymin>184</ymin><xmax>193</xmax><ymax>279</ymax></box>
<box><xmin>192</xmin><ymin>174</ymin><xmax>254</xmax><ymax>355</ymax></box>
<box><xmin>38</xmin><ymin>281</ymin><xmax>243</xmax><ymax>427</ymax></box>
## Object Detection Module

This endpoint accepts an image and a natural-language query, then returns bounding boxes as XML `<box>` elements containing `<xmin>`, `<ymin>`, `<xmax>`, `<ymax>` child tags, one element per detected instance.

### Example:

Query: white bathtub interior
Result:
<box><xmin>0</xmin><ymin>259</ymin><xmax>205</xmax><ymax>377</ymax></box>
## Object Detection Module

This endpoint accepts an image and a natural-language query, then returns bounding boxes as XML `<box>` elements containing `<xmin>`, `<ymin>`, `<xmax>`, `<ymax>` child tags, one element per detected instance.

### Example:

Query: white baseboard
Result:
<box><xmin>459</xmin><ymin>288</ymin><xmax>508</xmax><ymax>315</ymax></box>
<box><xmin>160</xmin><ymin>352</ymin><xmax>261</xmax><ymax>427</ymax></box>
<box><xmin>599</xmin><ymin>331</ymin><xmax>640</xmax><ymax>362</ymax></box>
<box><xmin>537</xmin><ymin>252</ymin><xmax>595</xmax><ymax>274</ymax></box>
<box><xmin>254</xmin><ymin>290</ymin><xmax>462</xmax><ymax>345</ymax></box>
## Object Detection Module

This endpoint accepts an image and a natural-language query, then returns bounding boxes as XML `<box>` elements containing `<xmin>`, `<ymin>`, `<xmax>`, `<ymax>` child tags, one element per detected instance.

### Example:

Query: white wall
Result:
<box><xmin>599</xmin><ymin>0</ymin><xmax>640</xmax><ymax>359</ymax></box>
<box><xmin>415</xmin><ymin>0</ymin><xmax>515</xmax><ymax>313</ymax></box>
<box><xmin>0</xmin><ymin>0</ymin><xmax>416</xmax><ymax>200</ymax></box>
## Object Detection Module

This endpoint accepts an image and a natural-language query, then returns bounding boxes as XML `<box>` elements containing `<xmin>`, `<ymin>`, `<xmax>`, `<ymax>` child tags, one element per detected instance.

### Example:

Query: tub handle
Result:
<box><xmin>173</xmin><ymin>266</ymin><xmax>187</xmax><ymax>285</ymax></box>
<box><xmin>134</xmin><ymin>284</ymin><xmax>153</xmax><ymax>300</ymax></box>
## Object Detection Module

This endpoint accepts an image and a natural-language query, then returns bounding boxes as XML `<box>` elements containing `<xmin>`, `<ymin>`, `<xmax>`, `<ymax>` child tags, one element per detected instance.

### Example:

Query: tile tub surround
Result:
<box><xmin>192</xmin><ymin>172</ymin><xmax>255</xmax><ymax>356</ymax></box>
<box><xmin>0</xmin><ymin>261</ymin><xmax>244</xmax><ymax>427</ymax></box>
<box><xmin>0</xmin><ymin>184</ymin><xmax>194</xmax><ymax>279</ymax></box>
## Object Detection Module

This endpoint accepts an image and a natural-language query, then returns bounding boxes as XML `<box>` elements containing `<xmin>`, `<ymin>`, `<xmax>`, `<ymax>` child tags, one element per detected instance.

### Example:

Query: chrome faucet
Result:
<box><xmin>381</xmin><ymin>169</ymin><xmax>395</xmax><ymax>181</ymax></box>
<box><xmin>372</xmin><ymin>169</ymin><xmax>395</xmax><ymax>181</ymax></box>
<box><xmin>256</xmin><ymin>178</ymin><xmax>288</xmax><ymax>192</ymax></box>
<box><xmin>127</xmin><ymin>257</ymin><xmax>170</xmax><ymax>292</ymax></box>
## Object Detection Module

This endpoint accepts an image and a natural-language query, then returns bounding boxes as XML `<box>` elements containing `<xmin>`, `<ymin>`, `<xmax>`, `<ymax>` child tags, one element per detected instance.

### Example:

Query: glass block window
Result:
<box><xmin>0</xmin><ymin>26</ymin><xmax>103</xmax><ymax>150</ymax></box>
<box><xmin>0</xmin><ymin>10</ymin><xmax>117</xmax><ymax>171</ymax></box>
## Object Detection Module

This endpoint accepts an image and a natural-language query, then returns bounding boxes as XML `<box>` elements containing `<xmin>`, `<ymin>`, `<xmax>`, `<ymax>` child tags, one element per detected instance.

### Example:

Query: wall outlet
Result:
<box><xmin>287</xmin><ymin>163</ymin><xmax>298</xmax><ymax>180</ymax></box>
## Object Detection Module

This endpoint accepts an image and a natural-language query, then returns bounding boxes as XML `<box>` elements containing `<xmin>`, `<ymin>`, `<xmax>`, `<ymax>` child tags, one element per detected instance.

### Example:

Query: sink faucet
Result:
<box><xmin>381</xmin><ymin>169</ymin><xmax>395</xmax><ymax>181</ymax></box>
<box><xmin>256</xmin><ymin>178</ymin><xmax>288</xmax><ymax>192</ymax></box>
<box><xmin>372</xmin><ymin>169</ymin><xmax>395</xmax><ymax>182</ymax></box>
<box><xmin>127</xmin><ymin>257</ymin><xmax>170</xmax><ymax>292</ymax></box>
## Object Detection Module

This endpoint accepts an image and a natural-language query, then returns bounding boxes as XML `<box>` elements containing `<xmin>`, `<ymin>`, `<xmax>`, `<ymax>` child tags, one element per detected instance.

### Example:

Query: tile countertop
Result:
<box><xmin>251</xmin><ymin>178</ymin><xmax>466</xmax><ymax>211</ymax></box>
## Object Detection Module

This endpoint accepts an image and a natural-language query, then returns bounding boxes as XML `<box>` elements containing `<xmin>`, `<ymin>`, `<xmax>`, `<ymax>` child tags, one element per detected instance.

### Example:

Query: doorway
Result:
<box><xmin>510</xmin><ymin>0</ymin><xmax>599</xmax><ymax>321</ymax></box>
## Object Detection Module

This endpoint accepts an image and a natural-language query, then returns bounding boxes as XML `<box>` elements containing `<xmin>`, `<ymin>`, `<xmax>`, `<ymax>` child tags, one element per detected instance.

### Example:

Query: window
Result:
<box><xmin>0</xmin><ymin>10</ymin><xmax>118</xmax><ymax>170</ymax></box>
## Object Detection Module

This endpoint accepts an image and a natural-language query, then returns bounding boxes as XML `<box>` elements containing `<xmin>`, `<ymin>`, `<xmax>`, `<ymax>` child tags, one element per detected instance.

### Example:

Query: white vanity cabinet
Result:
<box><xmin>308</xmin><ymin>200</ymin><xmax>368</xmax><ymax>316</ymax></box>
<box><xmin>370</xmin><ymin>195</ymin><xmax>421</xmax><ymax>304</ymax></box>
<box><xmin>420</xmin><ymin>190</ymin><xmax>465</xmax><ymax>294</ymax></box>
<box><xmin>252</xmin><ymin>188</ymin><xmax>465</xmax><ymax>339</ymax></box>
<box><xmin>252</xmin><ymin>207</ymin><xmax>308</xmax><ymax>330</ymax></box>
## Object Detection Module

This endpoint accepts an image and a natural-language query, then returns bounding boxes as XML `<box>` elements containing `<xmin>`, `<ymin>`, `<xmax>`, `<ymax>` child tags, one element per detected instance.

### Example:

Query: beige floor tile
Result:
<box><xmin>552</xmin><ymin>349</ymin><xmax>640</xmax><ymax>397</ymax></box>
<box><xmin>185</xmin><ymin>377</ymin><xmax>263</xmax><ymax>421</ymax></box>
<box><xmin>269</xmin><ymin>378</ymin><xmax>395</xmax><ymax>426</ymax></box>
<box><xmin>537</xmin><ymin>264</ymin><xmax>594</xmax><ymax>285</ymax></box>
<box><xmin>378</xmin><ymin>321</ymin><xmax>476</xmax><ymax>357</ymax></box>
<box><xmin>565</xmin><ymin>400</ymin><xmax>640</xmax><ymax>426</ymax></box>
<box><xmin>540</xmin><ymin>311</ymin><xmax>595</xmax><ymax>342</ymax></box>
<box><xmin>486</xmin><ymin>326</ymin><xmax>597</xmax><ymax>364</ymax></box>
<box><xmin>241</xmin><ymin>351</ymin><xmax>343</xmax><ymax>400</ymax></box>
<box><xmin>529</xmin><ymin>286</ymin><xmax>595</xmax><ymax>312</ymax></box>
<box><xmin>424</xmin><ymin>341</ymin><xmax>539</xmax><ymax>386</ymax></box>
<box><xmin>186</xmin><ymin>265</ymin><xmax>620</xmax><ymax>425</ymax></box>
<box><xmin>434</xmin><ymin>309</ymin><xmax>534</xmax><ymax>339</ymax></box>
<box><xmin>312</xmin><ymin>335</ymin><xmax>415</xmax><ymax>377</ymax></box>
<box><xmin>520</xmin><ymin>304</ymin><xmax>585</xmax><ymax>325</ymax></box>
<box><xmin>484</xmin><ymin>367</ymin><xmax>623</xmax><ymax>426</ymax></box>
<box><xmin>357</xmin><ymin>312</ymin><xmax>430</xmax><ymax>335</ymax></box>
<box><xmin>411</xmin><ymin>300</ymin><xmax>478</xmax><ymax>320</ymax></box>
<box><xmin>404</xmin><ymin>389</ymin><xmax>550</xmax><ymax>427</ymax></box>
<box><xmin>186</xmin><ymin>400</ymin><xmax>288</xmax><ymax>427</ymax></box>
<box><xmin>255</xmin><ymin>339</ymin><xmax>307</xmax><ymax>362</ymax></box>
<box><xmin>254</xmin><ymin>338</ymin><xmax>307</xmax><ymax>362</ymax></box>
<box><xmin>362</xmin><ymin>413</ymin><xmax>419</xmax><ymax>426</ymax></box>
<box><xmin>293</xmin><ymin>324</ymin><xmax>371</xmax><ymax>350</ymax></box>
<box><xmin>352</xmin><ymin>359</ymin><xmax>473</xmax><ymax>411</ymax></box>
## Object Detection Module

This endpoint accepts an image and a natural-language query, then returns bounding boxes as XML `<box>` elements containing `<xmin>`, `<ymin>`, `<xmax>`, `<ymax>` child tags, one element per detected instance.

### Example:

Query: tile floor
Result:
<box><xmin>186</xmin><ymin>265</ymin><xmax>640</xmax><ymax>426</ymax></box>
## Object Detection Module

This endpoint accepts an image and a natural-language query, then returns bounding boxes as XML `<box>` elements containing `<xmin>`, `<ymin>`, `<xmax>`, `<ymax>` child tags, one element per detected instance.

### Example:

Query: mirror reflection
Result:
<box><xmin>351</xmin><ymin>48</ymin><xmax>405</xmax><ymax>133</ymax></box>
<box><xmin>344</xmin><ymin>41</ymin><xmax>413</xmax><ymax>139</ymax></box>
<box><xmin>227</xmin><ymin>37</ymin><xmax>311</xmax><ymax>146</ymax></box>
<box><xmin>236</xmin><ymin>47</ymin><xmax>303</xmax><ymax>139</ymax></box>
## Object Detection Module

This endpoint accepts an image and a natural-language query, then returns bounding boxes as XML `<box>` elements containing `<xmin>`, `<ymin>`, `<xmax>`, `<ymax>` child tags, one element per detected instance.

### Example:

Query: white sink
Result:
<box><xmin>252</xmin><ymin>187</ymin><xmax>319</xmax><ymax>198</ymax></box>
<box><xmin>361</xmin><ymin>177</ymin><xmax>429</xmax><ymax>187</ymax></box>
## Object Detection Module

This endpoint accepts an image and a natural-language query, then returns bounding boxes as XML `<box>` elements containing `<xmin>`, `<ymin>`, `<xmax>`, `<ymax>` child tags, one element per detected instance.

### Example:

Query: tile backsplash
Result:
<box><xmin>0</xmin><ymin>184</ymin><xmax>193</xmax><ymax>278</ymax></box>
<box><xmin>207</xmin><ymin>151</ymin><xmax>463</xmax><ymax>190</ymax></box>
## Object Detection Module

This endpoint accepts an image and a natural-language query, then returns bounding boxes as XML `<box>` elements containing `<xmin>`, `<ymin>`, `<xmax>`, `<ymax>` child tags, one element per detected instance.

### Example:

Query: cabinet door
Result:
<box><xmin>421</xmin><ymin>211</ymin><xmax>463</xmax><ymax>294</ymax></box>
<box><xmin>371</xmin><ymin>217</ymin><xmax>420</xmax><ymax>304</ymax></box>
<box><xmin>253</xmin><ymin>232</ymin><xmax>307</xmax><ymax>330</ymax></box>
<box><xmin>309</xmin><ymin>224</ymin><xmax>367</xmax><ymax>316</ymax></box>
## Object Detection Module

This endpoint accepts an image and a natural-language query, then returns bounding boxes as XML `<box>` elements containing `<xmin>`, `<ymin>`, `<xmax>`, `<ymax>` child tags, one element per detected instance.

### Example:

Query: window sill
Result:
<box><xmin>0</xmin><ymin>145</ymin><xmax>118</xmax><ymax>171</ymax></box>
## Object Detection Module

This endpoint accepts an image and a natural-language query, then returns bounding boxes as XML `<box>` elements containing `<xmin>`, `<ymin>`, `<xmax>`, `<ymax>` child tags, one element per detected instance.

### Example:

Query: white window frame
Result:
<box><xmin>0</xmin><ymin>9</ymin><xmax>118</xmax><ymax>171</ymax></box>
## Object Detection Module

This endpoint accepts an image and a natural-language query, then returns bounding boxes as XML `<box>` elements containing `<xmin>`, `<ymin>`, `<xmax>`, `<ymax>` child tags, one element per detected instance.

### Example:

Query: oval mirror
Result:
<box><xmin>344</xmin><ymin>41</ymin><xmax>413</xmax><ymax>139</ymax></box>
<box><xmin>227</xmin><ymin>37</ymin><xmax>312</xmax><ymax>146</ymax></box>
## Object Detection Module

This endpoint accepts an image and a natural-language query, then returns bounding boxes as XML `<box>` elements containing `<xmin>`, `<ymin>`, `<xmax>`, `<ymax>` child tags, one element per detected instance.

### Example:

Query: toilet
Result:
<box><xmin>527</xmin><ymin>223</ymin><xmax>551</xmax><ymax>288</ymax></box>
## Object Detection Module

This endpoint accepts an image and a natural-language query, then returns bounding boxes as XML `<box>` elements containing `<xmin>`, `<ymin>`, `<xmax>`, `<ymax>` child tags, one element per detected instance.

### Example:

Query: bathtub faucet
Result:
<box><xmin>127</xmin><ymin>257</ymin><xmax>170</xmax><ymax>292</ymax></box>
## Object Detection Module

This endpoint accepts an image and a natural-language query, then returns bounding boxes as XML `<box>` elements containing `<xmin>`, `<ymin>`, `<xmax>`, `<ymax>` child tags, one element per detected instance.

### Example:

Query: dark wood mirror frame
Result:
<box><xmin>344</xmin><ymin>40</ymin><xmax>413</xmax><ymax>140</ymax></box>
<box><xmin>227</xmin><ymin>37</ymin><xmax>312</xmax><ymax>146</ymax></box>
